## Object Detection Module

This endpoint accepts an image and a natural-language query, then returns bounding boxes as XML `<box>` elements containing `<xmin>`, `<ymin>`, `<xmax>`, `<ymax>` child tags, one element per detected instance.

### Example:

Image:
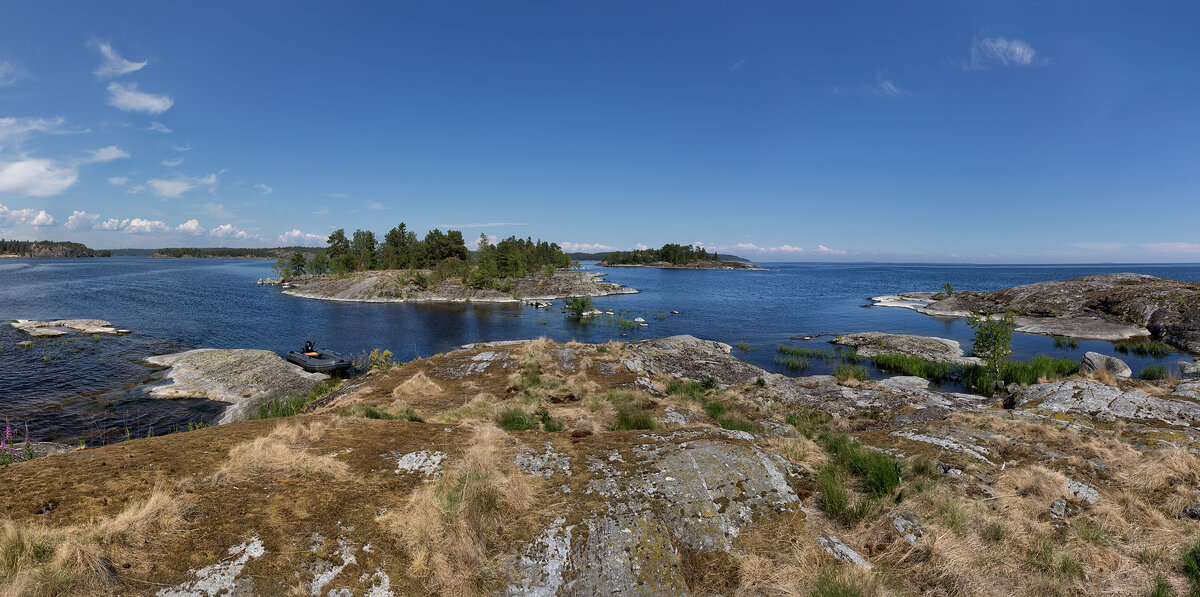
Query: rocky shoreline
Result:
<box><xmin>279</xmin><ymin>269</ymin><xmax>637</xmax><ymax>304</ymax></box>
<box><xmin>873</xmin><ymin>273</ymin><xmax>1200</xmax><ymax>351</ymax></box>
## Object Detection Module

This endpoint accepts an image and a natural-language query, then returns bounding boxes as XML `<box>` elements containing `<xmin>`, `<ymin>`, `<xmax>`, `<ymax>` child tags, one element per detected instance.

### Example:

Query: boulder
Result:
<box><xmin>832</xmin><ymin>332</ymin><xmax>982</xmax><ymax>365</ymax></box>
<box><xmin>144</xmin><ymin>349</ymin><xmax>328</xmax><ymax>423</ymax></box>
<box><xmin>1181</xmin><ymin>360</ymin><xmax>1200</xmax><ymax>375</ymax></box>
<box><xmin>1079</xmin><ymin>352</ymin><xmax>1132</xmax><ymax>378</ymax></box>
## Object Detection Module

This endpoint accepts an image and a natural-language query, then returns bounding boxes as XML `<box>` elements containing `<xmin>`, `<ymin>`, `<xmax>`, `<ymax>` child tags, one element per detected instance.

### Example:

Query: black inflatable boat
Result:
<box><xmin>286</xmin><ymin>346</ymin><xmax>352</xmax><ymax>373</ymax></box>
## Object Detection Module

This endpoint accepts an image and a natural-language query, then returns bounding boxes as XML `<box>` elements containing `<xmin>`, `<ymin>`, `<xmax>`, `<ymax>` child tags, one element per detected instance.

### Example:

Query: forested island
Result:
<box><xmin>0</xmin><ymin>239</ymin><xmax>110</xmax><ymax>258</ymax></box>
<box><xmin>272</xmin><ymin>224</ymin><xmax>633</xmax><ymax>303</ymax></box>
<box><xmin>600</xmin><ymin>243</ymin><xmax>762</xmax><ymax>270</ymax></box>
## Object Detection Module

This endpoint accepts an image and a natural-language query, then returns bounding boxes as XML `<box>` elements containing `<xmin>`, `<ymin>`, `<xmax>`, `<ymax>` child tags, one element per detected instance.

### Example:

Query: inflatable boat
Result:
<box><xmin>286</xmin><ymin>346</ymin><xmax>352</xmax><ymax>373</ymax></box>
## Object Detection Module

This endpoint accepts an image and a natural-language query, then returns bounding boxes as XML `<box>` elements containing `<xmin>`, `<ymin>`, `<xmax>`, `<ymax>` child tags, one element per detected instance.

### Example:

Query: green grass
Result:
<box><xmin>810</xmin><ymin>570</ymin><xmax>865</xmax><ymax>597</ymax></box>
<box><xmin>1140</xmin><ymin>364</ymin><xmax>1168</xmax><ymax>380</ymax></box>
<box><xmin>1072</xmin><ymin>520</ymin><xmax>1111</xmax><ymax>546</ymax></box>
<box><xmin>1149</xmin><ymin>573</ymin><xmax>1175</xmax><ymax>597</ymax></box>
<box><xmin>785</xmin><ymin>407</ymin><xmax>832</xmax><ymax>438</ymax></box>
<box><xmin>1059</xmin><ymin>554</ymin><xmax>1084</xmax><ymax>579</ymax></box>
<box><xmin>610</xmin><ymin>404</ymin><xmax>656</xmax><ymax>431</ymax></box>
<box><xmin>909</xmin><ymin>457</ymin><xmax>938</xmax><ymax>478</ymax></box>
<box><xmin>871</xmin><ymin>353</ymin><xmax>1078</xmax><ymax>393</ymax></box>
<box><xmin>665</xmin><ymin>379</ymin><xmax>708</xmax><ymax>400</ymax></box>
<box><xmin>870</xmin><ymin>353</ymin><xmax>955</xmax><ymax>380</ymax></box>
<box><xmin>340</xmin><ymin>404</ymin><xmax>424</xmax><ymax>422</ymax></box>
<box><xmin>1182</xmin><ymin>538</ymin><xmax>1200</xmax><ymax>596</ymax></box>
<box><xmin>816</xmin><ymin>464</ymin><xmax>874</xmax><ymax>526</ymax></box>
<box><xmin>820</xmin><ymin>432</ymin><xmax>903</xmax><ymax>497</ymax></box>
<box><xmin>494</xmin><ymin>407</ymin><xmax>538</xmax><ymax>431</ymax></box>
<box><xmin>1052</xmin><ymin>337</ymin><xmax>1079</xmax><ymax>350</ymax></box>
<box><xmin>535</xmin><ymin>406</ymin><xmax>565</xmax><ymax>432</ymax></box>
<box><xmin>250</xmin><ymin>379</ymin><xmax>343</xmax><ymax>419</ymax></box>
<box><xmin>1114</xmin><ymin>340</ymin><xmax>1173</xmax><ymax>358</ymax></box>
<box><xmin>774</xmin><ymin>355</ymin><xmax>811</xmax><ymax>373</ymax></box>
<box><xmin>734</xmin><ymin>341</ymin><xmax>759</xmax><ymax>352</ymax></box>
<box><xmin>834</xmin><ymin>364</ymin><xmax>869</xmax><ymax>382</ymax></box>
<box><xmin>981</xmin><ymin>521</ymin><xmax>1008</xmax><ymax>543</ymax></box>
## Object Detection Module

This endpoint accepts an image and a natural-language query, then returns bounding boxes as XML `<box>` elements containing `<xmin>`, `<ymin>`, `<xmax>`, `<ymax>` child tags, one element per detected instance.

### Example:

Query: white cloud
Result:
<box><xmin>84</xmin><ymin>145</ymin><xmax>130</xmax><ymax>163</ymax></box>
<box><xmin>127</xmin><ymin>184</ymin><xmax>145</xmax><ymax>194</ymax></box>
<box><xmin>147</xmin><ymin>172</ymin><xmax>218</xmax><ymax>198</ymax></box>
<box><xmin>200</xmin><ymin>202</ymin><xmax>233</xmax><ymax>219</ymax></box>
<box><xmin>559</xmin><ymin>241</ymin><xmax>614</xmax><ymax>253</ymax></box>
<box><xmin>161</xmin><ymin>157</ymin><xmax>184</xmax><ymax>167</ymax></box>
<box><xmin>731</xmin><ymin>243</ymin><xmax>845</xmax><ymax>255</ymax></box>
<box><xmin>171</xmin><ymin>144</ymin><xmax>191</xmax><ymax>152</ymax></box>
<box><xmin>0</xmin><ymin>158</ymin><xmax>78</xmax><ymax>196</ymax></box>
<box><xmin>439</xmin><ymin>222</ymin><xmax>528</xmax><ymax>228</ymax></box>
<box><xmin>107</xmin><ymin>82</ymin><xmax>173</xmax><ymax>114</ymax></box>
<box><xmin>176</xmin><ymin>219</ymin><xmax>204</xmax><ymax>236</ymax></box>
<box><xmin>210</xmin><ymin>223</ymin><xmax>257</xmax><ymax>240</ymax></box>
<box><xmin>0</xmin><ymin>60</ymin><xmax>28</xmax><ymax>86</ymax></box>
<box><xmin>108</xmin><ymin>176</ymin><xmax>128</xmax><ymax>186</ymax></box>
<box><xmin>65</xmin><ymin>210</ymin><xmax>100</xmax><ymax>231</ymax></box>
<box><xmin>96</xmin><ymin>218</ymin><xmax>126</xmax><ymax>231</ymax></box>
<box><xmin>817</xmin><ymin>244</ymin><xmax>848</xmax><ymax>255</ymax></box>
<box><xmin>0</xmin><ymin>203</ymin><xmax>54</xmax><ymax>227</ymax></box>
<box><xmin>147</xmin><ymin>178</ymin><xmax>193</xmax><ymax>198</ymax></box>
<box><xmin>866</xmin><ymin>75</ymin><xmax>912</xmax><ymax>98</ymax></box>
<box><xmin>91</xmin><ymin>42</ymin><xmax>147</xmax><ymax>78</ymax></box>
<box><xmin>635</xmin><ymin>243</ymin><xmax>649</xmax><ymax>250</ymax></box>
<box><xmin>1140</xmin><ymin>242</ymin><xmax>1200</xmax><ymax>254</ymax></box>
<box><xmin>123</xmin><ymin>218</ymin><xmax>171</xmax><ymax>234</ymax></box>
<box><xmin>254</xmin><ymin>183</ymin><xmax>273</xmax><ymax>195</ymax></box>
<box><xmin>365</xmin><ymin>200</ymin><xmax>386</xmax><ymax>210</ymax></box>
<box><xmin>0</xmin><ymin>116</ymin><xmax>77</xmax><ymax>146</ymax></box>
<box><xmin>966</xmin><ymin>37</ymin><xmax>1039</xmax><ymax>70</ymax></box>
<box><xmin>148</xmin><ymin>121</ymin><xmax>172</xmax><ymax>133</ymax></box>
<box><xmin>467</xmin><ymin>234</ymin><xmax>500</xmax><ymax>250</ymax></box>
<box><xmin>277</xmin><ymin>229</ymin><xmax>325</xmax><ymax>246</ymax></box>
<box><xmin>29</xmin><ymin>210</ymin><xmax>55</xmax><ymax>227</ymax></box>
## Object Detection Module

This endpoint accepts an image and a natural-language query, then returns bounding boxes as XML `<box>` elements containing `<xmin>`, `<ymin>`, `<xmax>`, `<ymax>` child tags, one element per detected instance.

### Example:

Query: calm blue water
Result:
<box><xmin>1</xmin><ymin>257</ymin><xmax>1198</xmax><ymax>442</ymax></box>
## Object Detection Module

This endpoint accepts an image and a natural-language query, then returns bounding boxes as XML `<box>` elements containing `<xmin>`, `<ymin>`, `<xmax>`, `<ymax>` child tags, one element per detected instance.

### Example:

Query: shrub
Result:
<box><xmin>563</xmin><ymin>296</ymin><xmax>594</xmax><ymax>318</ymax></box>
<box><xmin>834</xmin><ymin>364</ymin><xmax>868</xmax><ymax>382</ymax></box>
<box><xmin>1140</xmin><ymin>364</ymin><xmax>1167</xmax><ymax>380</ymax></box>
<box><xmin>355</xmin><ymin>348</ymin><xmax>395</xmax><ymax>371</ymax></box>
<box><xmin>942</xmin><ymin>282</ymin><xmax>954</xmax><ymax>297</ymax></box>
<box><xmin>610</xmin><ymin>404</ymin><xmax>655</xmax><ymax>431</ymax></box>
<box><xmin>494</xmin><ymin>407</ymin><xmax>537</xmax><ymax>431</ymax></box>
<box><xmin>968</xmin><ymin>312</ymin><xmax>1016</xmax><ymax>377</ymax></box>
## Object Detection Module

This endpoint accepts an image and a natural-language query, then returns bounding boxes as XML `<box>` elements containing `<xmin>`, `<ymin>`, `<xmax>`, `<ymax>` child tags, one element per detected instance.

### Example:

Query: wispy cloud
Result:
<box><xmin>832</xmin><ymin>73</ymin><xmax>912</xmax><ymax>98</ymax></box>
<box><xmin>0</xmin><ymin>158</ymin><xmax>78</xmax><ymax>196</ymax></box>
<box><xmin>200</xmin><ymin>202</ymin><xmax>234</xmax><ymax>219</ymax></box>
<box><xmin>438</xmin><ymin>222</ymin><xmax>528</xmax><ymax>228</ymax></box>
<box><xmin>91</xmin><ymin>41</ymin><xmax>147</xmax><ymax>78</ymax></box>
<box><xmin>0</xmin><ymin>60</ymin><xmax>28</xmax><ymax>86</ymax></box>
<box><xmin>161</xmin><ymin>157</ymin><xmax>183</xmax><ymax>167</ymax></box>
<box><xmin>171</xmin><ymin>144</ymin><xmax>191</xmax><ymax>152</ymax></box>
<box><xmin>730</xmin><ymin>59</ymin><xmax>746</xmax><ymax>70</ymax></box>
<box><xmin>147</xmin><ymin>172</ymin><xmax>219</xmax><ymax>198</ymax></box>
<box><xmin>559</xmin><ymin>241</ymin><xmax>614</xmax><ymax>252</ymax></box>
<box><xmin>0</xmin><ymin>116</ymin><xmax>80</xmax><ymax>147</ymax></box>
<box><xmin>107</xmin><ymin>82</ymin><xmax>173</xmax><ymax>114</ymax></box>
<box><xmin>148</xmin><ymin>121</ymin><xmax>172</xmax><ymax>133</ymax></box>
<box><xmin>254</xmin><ymin>183</ymin><xmax>273</xmax><ymax>195</ymax></box>
<box><xmin>84</xmin><ymin>145</ymin><xmax>130</xmax><ymax>163</ymax></box>
<box><xmin>963</xmin><ymin>36</ymin><xmax>1040</xmax><ymax>70</ymax></box>
<box><xmin>1140</xmin><ymin>242</ymin><xmax>1200</xmax><ymax>254</ymax></box>
<box><xmin>365</xmin><ymin>200</ymin><xmax>387</xmax><ymax>210</ymax></box>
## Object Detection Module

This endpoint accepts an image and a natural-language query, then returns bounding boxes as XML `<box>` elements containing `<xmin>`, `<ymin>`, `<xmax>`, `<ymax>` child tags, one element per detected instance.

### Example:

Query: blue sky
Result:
<box><xmin>0</xmin><ymin>2</ymin><xmax>1197</xmax><ymax>262</ymax></box>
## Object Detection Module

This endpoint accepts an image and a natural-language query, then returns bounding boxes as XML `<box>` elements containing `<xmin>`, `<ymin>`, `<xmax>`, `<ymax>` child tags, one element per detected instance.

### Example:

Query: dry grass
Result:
<box><xmin>393</xmin><ymin>371</ymin><xmax>444</xmax><ymax>400</ymax></box>
<box><xmin>0</xmin><ymin>489</ymin><xmax>188</xmax><ymax>596</ymax></box>
<box><xmin>378</xmin><ymin>424</ymin><xmax>539</xmax><ymax>595</ymax></box>
<box><xmin>432</xmin><ymin>393</ymin><xmax>499</xmax><ymax>423</ymax></box>
<box><xmin>210</xmin><ymin>421</ymin><xmax>350</xmax><ymax>485</ymax></box>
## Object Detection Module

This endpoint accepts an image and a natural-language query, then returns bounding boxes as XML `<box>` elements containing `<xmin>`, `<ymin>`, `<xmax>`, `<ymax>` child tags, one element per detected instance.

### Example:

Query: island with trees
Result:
<box><xmin>600</xmin><ymin>243</ymin><xmax>762</xmax><ymax>270</ymax></box>
<box><xmin>272</xmin><ymin>224</ymin><xmax>636</xmax><ymax>303</ymax></box>
<box><xmin>0</xmin><ymin>239</ymin><xmax>110</xmax><ymax>258</ymax></box>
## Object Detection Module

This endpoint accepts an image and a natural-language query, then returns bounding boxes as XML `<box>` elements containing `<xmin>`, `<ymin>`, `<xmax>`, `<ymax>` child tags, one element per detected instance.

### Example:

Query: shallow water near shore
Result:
<box><xmin>1</xmin><ymin>257</ymin><xmax>1198</xmax><ymax>442</ymax></box>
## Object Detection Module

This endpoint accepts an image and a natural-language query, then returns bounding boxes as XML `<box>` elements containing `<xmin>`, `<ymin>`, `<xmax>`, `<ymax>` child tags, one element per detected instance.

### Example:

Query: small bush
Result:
<box><xmin>610</xmin><ymin>404</ymin><xmax>656</xmax><ymax>431</ymax></box>
<box><xmin>834</xmin><ymin>364</ymin><xmax>868</xmax><ymax>382</ymax></box>
<box><xmin>535</xmin><ymin>406</ymin><xmax>564</xmax><ymax>432</ymax></box>
<box><xmin>1140</xmin><ymin>364</ymin><xmax>1167</xmax><ymax>380</ymax></box>
<box><xmin>563</xmin><ymin>296</ymin><xmax>595</xmax><ymax>317</ymax></box>
<box><xmin>494</xmin><ymin>407</ymin><xmax>537</xmax><ymax>431</ymax></box>
<box><xmin>354</xmin><ymin>348</ymin><xmax>395</xmax><ymax>371</ymax></box>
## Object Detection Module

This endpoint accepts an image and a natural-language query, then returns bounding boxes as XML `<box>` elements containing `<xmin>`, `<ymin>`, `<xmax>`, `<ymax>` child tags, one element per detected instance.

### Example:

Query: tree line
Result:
<box><xmin>601</xmin><ymin>243</ymin><xmax>716</xmax><ymax>266</ymax></box>
<box><xmin>0</xmin><ymin>239</ymin><xmax>109</xmax><ymax>258</ymax></box>
<box><xmin>275</xmin><ymin>224</ymin><xmax>572</xmax><ymax>289</ymax></box>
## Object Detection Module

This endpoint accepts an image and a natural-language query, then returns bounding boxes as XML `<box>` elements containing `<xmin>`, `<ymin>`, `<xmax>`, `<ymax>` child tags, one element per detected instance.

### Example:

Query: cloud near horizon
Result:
<box><xmin>733</xmin><ymin>242</ymin><xmax>848</xmax><ymax>255</ymax></box>
<box><xmin>559</xmin><ymin>241</ymin><xmax>614</xmax><ymax>252</ymax></box>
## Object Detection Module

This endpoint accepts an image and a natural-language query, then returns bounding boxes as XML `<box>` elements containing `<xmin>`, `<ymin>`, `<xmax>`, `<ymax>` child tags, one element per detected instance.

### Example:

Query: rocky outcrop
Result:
<box><xmin>282</xmin><ymin>270</ymin><xmax>637</xmax><ymax>303</ymax></box>
<box><xmin>144</xmin><ymin>349</ymin><xmax>327</xmax><ymax>423</ymax></box>
<box><xmin>1016</xmin><ymin>379</ymin><xmax>1200</xmax><ymax>426</ymax></box>
<box><xmin>10</xmin><ymin>319</ymin><xmax>130</xmax><ymax>337</ymax></box>
<box><xmin>875</xmin><ymin>274</ymin><xmax>1200</xmax><ymax>351</ymax></box>
<box><xmin>832</xmin><ymin>332</ymin><xmax>982</xmax><ymax>365</ymax></box>
<box><xmin>621</xmin><ymin>335</ymin><xmax>764</xmax><ymax>387</ymax></box>
<box><xmin>1079</xmin><ymin>352</ymin><xmax>1132</xmax><ymax>378</ymax></box>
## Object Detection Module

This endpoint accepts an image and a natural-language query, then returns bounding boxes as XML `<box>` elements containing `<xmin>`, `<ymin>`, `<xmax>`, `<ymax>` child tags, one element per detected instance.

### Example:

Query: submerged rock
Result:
<box><xmin>1079</xmin><ymin>352</ymin><xmax>1132</xmax><ymax>378</ymax></box>
<box><xmin>144</xmin><ymin>349</ymin><xmax>327</xmax><ymax>423</ymax></box>
<box><xmin>833</xmin><ymin>332</ymin><xmax>982</xmax><ymax>365</ymax></box>
<box><xmin>11</xmin><ymin>319</ymin><xmax>129</xmax><ymax>336</ymax></box>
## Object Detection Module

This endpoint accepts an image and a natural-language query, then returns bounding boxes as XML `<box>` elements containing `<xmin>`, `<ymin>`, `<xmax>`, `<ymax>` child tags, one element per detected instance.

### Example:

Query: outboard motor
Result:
<box><xmin>304</xmin><ymin>340</ymin><xmax>314</xmax><ymax>353</ymax></box>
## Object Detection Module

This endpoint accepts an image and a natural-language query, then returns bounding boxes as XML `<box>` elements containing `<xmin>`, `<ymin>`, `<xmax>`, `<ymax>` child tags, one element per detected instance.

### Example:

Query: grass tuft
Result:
<box><xmin>1114</xmin><ymin>340</ymin><xmax>1173</xmax><ymax>358</ymax></box>
<box><xmin>1140</xmin><ymin>364</ymin><xmax>1167</xmax><ymax>380</ymax></box>
<box><xmin>493</xmin><ymin>407</ymin><xmax>537</xmax><ymax>431</ymax></box>
<box><xmin>341</xmin><ymin>404</ymin><xmax>424</xmax><ymax>422</ymax></box>
<box><xmin>250</xmin><ymin>379</ymin><xmax>343</xmax><ymax>420</ymax></box>
<box><xmin>610</xmin><ymin>404</ymin><xmax>656</xmax><ymax>431</ymax></box>
<box><xmin>820</xmin><ymin>432</ymin><xmax>903</xmax><ymax>497</ymax></box>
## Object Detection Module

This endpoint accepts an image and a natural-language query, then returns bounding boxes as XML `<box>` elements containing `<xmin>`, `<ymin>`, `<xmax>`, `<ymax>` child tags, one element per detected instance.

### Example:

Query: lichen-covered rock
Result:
<box><xmin>1079</xmin><ymin>352</ymin><xmax>1132</xmax><ymax>378</ymax></box>
<box><xmin>817</xmin><ymin>534</ymin><xmax>872</xmax><ymax>569</ymax></box>
<box><xmin>144</xmin><ymin>349</ymin><xmax>327</xmax><ymax>423</ymax></box>
<box><xmin>765</xmin><ymin>374</ymin><xmax>989</xmax><ymax>417</ymax></box>
<box><xmin>11</xmin><ymin>318</ymin><xmax>128</xmax><ymax>336</ymax></box>
<box><xmin>1017</xmin><ymin>380</ymin><xmax>1200</xmax><ymax>426</ymax></box>
<box><xmin>891</xmin><ymin>512</ymin><xmax>924</xmax><ymax>546</ymax></box>
<box><xmin>833</xmin><ymin>332</ymin><xmax>982</xmax><ymax>365</ymax></box>
<box><xmin>622</xmin><ymin>335</ymin><xmax>764</xmax><ymax>387</ymax></box>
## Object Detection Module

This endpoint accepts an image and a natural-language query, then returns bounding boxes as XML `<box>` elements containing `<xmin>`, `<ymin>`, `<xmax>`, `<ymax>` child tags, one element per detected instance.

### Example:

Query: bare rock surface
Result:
<box><xmin>1016</xmin><ymin>379</ymin><xmax>1200</xmax><ymax>426</ymax></box>
<box><xmin>621</xmin><ymin>335</ymin><xmax>765</xmax><ymax>387</ymax></box>
<box><xmin>283</xmin><ymin>270</ymin><xmax>636</xmax><ymax>303</ymax></box>
<box><xmin>833</xmin><ymin>332</ymin><xmax>982</xmax><ymax>364</ymax></box>
<box><xmin>1079</xmin><ymin>352</ymin><xmax>1133</xmax><ymax>378</ymax></box>
<box><xmin>11</xmin><ymin>318</ymin><xmax>128</xmax><ymax>336</ymax></box>
<box><xmin>765</xmin><ymin>374</ymin><xmax>990</xmax><ymax>417</ymax></box>
<box><xmin>875</xmin><ymin>273</ymin><xmax>1200</xmax><ymax>349</ymax></box>
<box><xmin>144</xmin><ymin>349</ymin><xmax>327</xmax><ymax>423</ymax></box>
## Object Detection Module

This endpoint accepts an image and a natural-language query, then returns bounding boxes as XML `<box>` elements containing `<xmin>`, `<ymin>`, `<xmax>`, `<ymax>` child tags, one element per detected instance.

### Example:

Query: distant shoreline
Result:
<box><xmin>601</xmin><ymin>260</ymin><xmax>764</xmax><ymax>271</ymax></box>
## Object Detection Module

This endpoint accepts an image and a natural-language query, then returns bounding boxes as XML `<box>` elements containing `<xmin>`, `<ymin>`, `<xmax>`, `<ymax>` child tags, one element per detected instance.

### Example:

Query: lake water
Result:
<box><xmin>2</xmin><ymin>257</ymin><xmax>1198</xmax><ymax>443</ymax></box>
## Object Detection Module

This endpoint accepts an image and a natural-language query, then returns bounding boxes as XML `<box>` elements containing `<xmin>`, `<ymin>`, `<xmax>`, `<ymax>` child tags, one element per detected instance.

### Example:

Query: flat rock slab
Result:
<box><xmin>11</xmin><ymin>319</ymin><xmax>129</xmax><ymax>336</ymax></box>
<box><xmin>1017</xmin><ymin>379</ymin><xmax>1200</xmax><ymax>427</ymax></box>
<box><xmin>145</xmin><ymin>349</ymin><xmax>327</xmax><ymax>423</ymax></box>
<box><xmin>833</xmin><ymin>332</ymin><xmax>982</xmax><ymax>365</ymax></box>
<box><xmin>622</xmin><ymin>335</ymin><xmax>766</xmax><ymax>387</ymax></box>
